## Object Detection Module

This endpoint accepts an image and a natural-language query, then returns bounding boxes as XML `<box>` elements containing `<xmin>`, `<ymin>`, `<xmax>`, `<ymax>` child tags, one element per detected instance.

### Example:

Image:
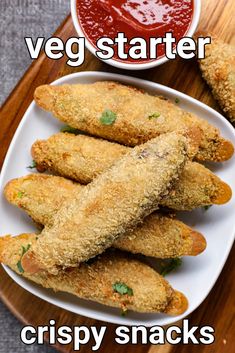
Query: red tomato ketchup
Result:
<box><xmin>76</xmin><ymin>0</ymin><xmax>194</xmax><ymax>63</ymax></box>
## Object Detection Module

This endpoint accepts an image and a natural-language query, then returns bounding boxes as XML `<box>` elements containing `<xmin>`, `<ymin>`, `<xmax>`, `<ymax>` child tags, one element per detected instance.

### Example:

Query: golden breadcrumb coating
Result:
<box><xmin>4</xmin><ymin>174</ymin><xmax>206</xmax><ymax>258</ymax></box>
<box><xmin>34</xmin><ymin>81</ymin><xmax>234</xmax><ymax>162</ymax></box>
<box><xmin>31</xmin><ymin>133</ymin><xmax>232</xmax><ymax>209</ymax></box>
<box><xmin>4</xmin><ymin>174</ymin><xmax>80</xmax><ymax>226</ymax></box>
<box><xmin>22</xmin><ymin>133</ymin><xmax>188</xmax><ymax>274</ymax></box>
<box><xmin>32</xmin><ymin>133</ymin><xmax>128</xmax><ymax>184</ymax></box>
<box><xmin>198</xmin><ymin>34</ymin><xmax>235</xmax><ymax>123</ymax></box>
<box><xmin>0</xmin><ymin>234</ymin><xmax>188</xmax><ymax>314</ymax></box>
<box><xmin>161</xmin><ymin>162</ymin><xmax>232</xmax><ymax>210</ymax></box>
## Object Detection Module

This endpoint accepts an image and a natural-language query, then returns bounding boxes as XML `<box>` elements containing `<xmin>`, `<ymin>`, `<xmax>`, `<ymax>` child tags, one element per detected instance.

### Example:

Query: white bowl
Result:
<box><xmin>71</xmin><ymin>0</ymin><xmax>201</xmax><ymax>70</ymax></box>
<box><xmin>0</xmin><ymin>71</ymin><xmax>235</xmax><ymax>326</ymax></box>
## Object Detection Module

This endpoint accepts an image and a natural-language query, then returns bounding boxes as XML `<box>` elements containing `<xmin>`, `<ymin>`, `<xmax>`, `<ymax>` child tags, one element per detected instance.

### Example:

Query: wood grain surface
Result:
<box><xmin>0</xmin><ymin>1</ymin><xmax>234</xmax><ymax>352</ymax></box>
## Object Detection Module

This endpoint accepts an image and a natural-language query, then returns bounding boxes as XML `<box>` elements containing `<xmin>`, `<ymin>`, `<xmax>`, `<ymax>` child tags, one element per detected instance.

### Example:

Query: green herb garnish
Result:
<box><xmin>100</xmin><ymin>110</ymin><xmax>117</xmax><ymax>125</ymax></box>
<box><xmin>160</xmin><ymin>258</ymin><xmax>182</xmax><ymax>277</ymax></box>
<box><xmin>27</xmin><ymin>160</ymin><xmax>37</xmax><ymax>169</ymax></box>
<box><xmin>60</xmin><ymin>125</ymin><xmax>81</xmax><ymax>135</ymax></box>
<box><xmin>121</xmin><ymin>310</ymin><xmax>128</xmax><ymax>317</ymax></box>
<box><xmin>22</xmin><ymin>244</ymin><xmax>31</xmax><ymax>255</ymax></box>
<box><xmin>17</xmin><ymin>261</ymin><xmax>24</xmax><ymax>273</ymax></box>
<box><xmin>148</xmin><ymin>112</ymin><xmax>161</xmax><ymax>120</ymax></box>
<box><xmin>17</xmin><ymin>191</ymin><xmax>25</xmax><ymax>199</ymax></box>
<box><xmin>112</xmin><ymin>282</ymin><xmax>133</xmax><ymax>296</ymax></box>
<box><xmin>175</xmin><ymin>98</ymin><xmax>180</xmax><ymax>104</ymax></box>
<box><xmin>17</xmin><ymin>244</ymin><xmax>31</xmax><ymax>274</ymax></box>
<box><xmin>203</xmin><ymin>205</ymin><xmax>212</xmax><ymax>211</ymax></box>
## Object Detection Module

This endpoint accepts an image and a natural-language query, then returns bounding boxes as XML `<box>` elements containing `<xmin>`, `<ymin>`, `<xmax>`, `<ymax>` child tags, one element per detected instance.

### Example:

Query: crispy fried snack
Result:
<box><xmin>162</xmin><ymin>161</ymin><xmax>231</xmax><ymax>210</ymax></box>
<box><xmin>31</xmin><ymin>133</ymin><xmax>232</xmax><ymax>209</ymax></box>
<box><xmin>0</xmin><ymin>234</ymin><xmax>188</xmax><ymax>314</ymax></box>
<box><xmin>4</xmin><ymin>174</ymin><xmax>82</xmax><ymax>227</ymax></box>
<box><xmin>198</xmin><ymin>34</ymin><xmax>235</xmax><ymax>123</ymax></box>
<box><xmin>32</xmin><ymin>133</ymin><xmax>128</xmax><ymax>183</ymax></box>
<box><xmin>21</xmin><ymin>133</ymin><xmax>188</xmax><ymax>274</ymax></box>
<box><xmin>34</xmin><ymin>81</ymin><xmax>234</xmax><ymax>162</ymax></box>
<box><xmin>4</xmin><ymin>174</ymin><xmax>206</xmax><ymax>258</ymax></box>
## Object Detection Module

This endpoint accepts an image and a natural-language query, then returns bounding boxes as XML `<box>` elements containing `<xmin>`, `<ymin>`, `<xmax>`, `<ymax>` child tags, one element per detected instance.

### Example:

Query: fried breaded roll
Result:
<box><xmin>4</xmin><ymin>174</ymin><xmax>82</xmax><ymax>227</ymax></box>
<box><xmin>32</xmin><ymin>133</ymin><xmax>128</xmax><ymax>183</ymax></box>
<box><xmin>0</xmin><ymin>234</ymin><xmax>188</xmax><ymax>314</ymax></box>
<box><xmin>4</xmin><ymin>174</ymin><xmax>206</xmax><ymax>258</ymax></box>
<box><xmin>34</xmin><ymin>81</ymin><xmax>234</xmax><ymax>162</ymax></box>
<box><xmin>31</xmin><ymin>133</ymin><xmax>232</xmax><ymax>209</ymax></box>
<box><xmin>162</xmin><ymin>161</ymin><xmax>232</xmax><ymax>210</ymax></box>
<box><xmin>22</xmin><ymin>133</ymin><xmax>188</xmax><ymax>274</ymax></box>
<box><xmin>198</xmin><ymin>34</ymin><xmax>235</xmax><ymax>123</ymax></box>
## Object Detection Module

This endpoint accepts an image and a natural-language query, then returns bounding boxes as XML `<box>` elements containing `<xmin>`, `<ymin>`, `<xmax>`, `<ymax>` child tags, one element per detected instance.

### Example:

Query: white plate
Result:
<box><xmin>0</xmin><ymin>72</ymin><xmax>235</xmax><ymax>327</ymax></box>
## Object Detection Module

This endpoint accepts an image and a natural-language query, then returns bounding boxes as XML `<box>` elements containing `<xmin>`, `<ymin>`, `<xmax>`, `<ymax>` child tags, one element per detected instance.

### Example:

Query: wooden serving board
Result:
<box><xmin>0</xmin><ymin>1</ymin><xmax>235</xmax><ymax>352</ymax></box>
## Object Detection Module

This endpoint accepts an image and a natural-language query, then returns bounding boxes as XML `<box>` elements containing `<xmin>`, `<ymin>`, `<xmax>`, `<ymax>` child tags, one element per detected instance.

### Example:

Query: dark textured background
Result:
<box><xmin>0</xmin><ymin>1</ymin><xmax>69</xmax><ymax>351</ymax></box>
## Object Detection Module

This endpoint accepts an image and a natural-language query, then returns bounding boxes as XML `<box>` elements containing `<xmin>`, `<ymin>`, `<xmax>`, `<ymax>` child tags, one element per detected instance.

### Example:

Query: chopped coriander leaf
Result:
<box><xmin>203</xmin><ymin>205</ymin><xmax>212</xmax><ymax>211</ymax></box>
<box><xmin>17</xmin><ymin>191</ymin><xmax>25</xmax><ymax>199</ymax></box>
<box><xmin>100</xmin><ymin>110</ymin><xmax>117</xmax><ymax>125</ymax></box>
<box><xmin>27</xmin><ymin>160</ymin><xmax>37</xmax><ymax>169</ymax></box>
<box><xmin>148</xmin><ymin>112</ymin><xmax>161</xmax><ymax>120</ymax></box>
<box><xmin>112</xmin><ymin>282</ymin><xmax>133</xmax><ymax>296</ymax></box>
<box><xmin>16</xmin><ymin>244</ymin><xmax>31</xmax><ymax>274</ymax></box>
<box><xmin>121</xmin><ymin>310</ymin><xmax>128</xmax><ymax>317</ymax></box>
<box><xmin>17</xmin><ymin>260</ymin><xmax>24</xmax><ymax>274</ymax></box>
<box><xmin>160</xmin><ymin>258</ymin><xmax>182</xmax><ymax>277</ymax></box>
<box><xmin>60</xmin><ymin>125</ymin><xmax>81</xmax><ymax>135</ymax></box>
<box><xmin>22</xmin><ymin>244</ymin><xmax>31</xmax><ymax>255</ymax></box>
<box><xmin>175</xmin><ymin>98</ymin><xmax>180</xmax><ymax>104</ymax></box>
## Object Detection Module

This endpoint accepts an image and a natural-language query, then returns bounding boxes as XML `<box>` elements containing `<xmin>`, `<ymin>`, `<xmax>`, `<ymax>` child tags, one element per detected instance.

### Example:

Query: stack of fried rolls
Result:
<box><xmin>1</xmin><ymin>81</ymin><xmax>233</xmax><ymax>315</ymax></box>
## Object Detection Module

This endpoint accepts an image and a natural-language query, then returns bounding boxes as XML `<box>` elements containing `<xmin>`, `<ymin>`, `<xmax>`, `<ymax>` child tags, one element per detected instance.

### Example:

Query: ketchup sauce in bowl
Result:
<box><xmin>71</xmin><ymin>0</ymin><xmax>201</xmax><ymax>70</ymax></box>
